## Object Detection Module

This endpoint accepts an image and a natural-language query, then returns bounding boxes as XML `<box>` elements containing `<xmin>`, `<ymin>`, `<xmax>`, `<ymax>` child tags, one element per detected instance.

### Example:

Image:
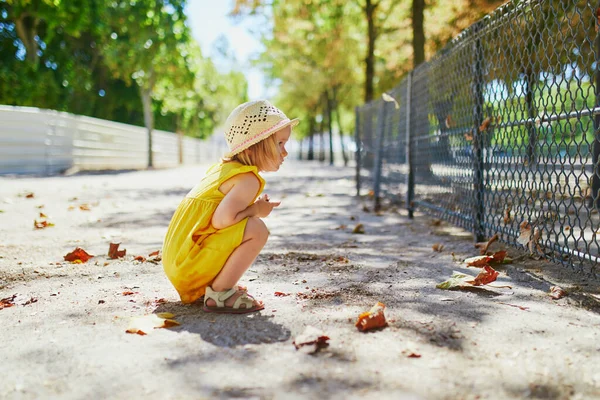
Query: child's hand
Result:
<box><xmin>255</xmin><ymin>194</ymin><xmax>281</xmax><ymax>217</ymax></box>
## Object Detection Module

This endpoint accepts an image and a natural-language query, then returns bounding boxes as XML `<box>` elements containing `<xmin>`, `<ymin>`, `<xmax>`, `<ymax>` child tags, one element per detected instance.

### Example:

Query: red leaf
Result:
<box><xmin>490</xmin><ymin>250</ymin><xmax>507</xmax><ymax>263</ymax></box>
<box><xmin>549</xmin><ymin>286</ymin><xmax>567</xmax><ymax>300</ymax></box>
<box><xmin>0</xmin><ymin>294</ymin><xmax>17</xmax><ymax>310</ymax></box>
<box><xmin>148</xmin><ymin>250</ymin><xmax>160</xmax><ymax>257</ymax></box>
<box><xmin>467</xmin><ymin>266</ymin><xmax>499</xmax><ymax>286</ymax></box>
<box><xmin>355</xmin><ymin>302</ymin><xmax>388</xmax><ymax>332</ymax></box>
<box><xmin>64</xmin><ymin>247</ymin><xmax>94</xmax><ymax>263</ymax></box>
<box><xmin>134</xmin><ymin>255</ymin><xmax>146</xmax><ymax>262</ymax></box>
<box><xmin>108</xmin><ymin>242</ymin><xmax>126</xmax><ymax>259</ymax></box>
<box><xmin>274</xmin><ymin>291</ymin><xmax>290</xmax><ymax>297</ymax></box>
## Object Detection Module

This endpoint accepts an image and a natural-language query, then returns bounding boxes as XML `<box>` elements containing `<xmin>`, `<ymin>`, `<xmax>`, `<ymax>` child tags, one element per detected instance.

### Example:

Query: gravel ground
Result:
<box><xmin>1</xmin><ymin>160</ymin><xmax>600</xmax><ymax>400</ymax></box>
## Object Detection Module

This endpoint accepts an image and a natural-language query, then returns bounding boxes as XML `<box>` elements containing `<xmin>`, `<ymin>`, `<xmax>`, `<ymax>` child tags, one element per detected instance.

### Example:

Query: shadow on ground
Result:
<box><xmin>155</xmin><ymin>302</ymin><xmax>291</xmax><ymax>347</ymax></box>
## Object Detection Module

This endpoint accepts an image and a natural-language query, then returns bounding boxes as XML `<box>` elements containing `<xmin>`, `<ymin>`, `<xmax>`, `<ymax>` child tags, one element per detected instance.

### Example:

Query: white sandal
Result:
<box><xmin>203</xmin><ymin>286</ymin><xmax>264</xmax><ymax>314</ymax></box>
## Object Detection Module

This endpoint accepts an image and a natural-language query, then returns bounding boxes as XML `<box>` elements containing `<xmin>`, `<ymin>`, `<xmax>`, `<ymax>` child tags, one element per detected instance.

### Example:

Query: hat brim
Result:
<box><xmin>224</xmin><ymin>117</ymin><xmax>300</xmax><ymax>159</ymax></box>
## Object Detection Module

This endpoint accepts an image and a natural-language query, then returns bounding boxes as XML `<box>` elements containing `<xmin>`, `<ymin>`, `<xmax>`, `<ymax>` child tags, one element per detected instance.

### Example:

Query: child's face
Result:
<box><xmin>265</xmin><ymin>126</ymin><xmax>291</xmax><ymax>172</ymax></box>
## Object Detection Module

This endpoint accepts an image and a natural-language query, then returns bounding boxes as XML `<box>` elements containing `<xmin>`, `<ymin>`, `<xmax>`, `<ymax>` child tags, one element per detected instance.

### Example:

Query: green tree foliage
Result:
<box><xmin>0</xmin><ymin>0</ymin><xmax>248</xmax><ymax>151</ymax></box>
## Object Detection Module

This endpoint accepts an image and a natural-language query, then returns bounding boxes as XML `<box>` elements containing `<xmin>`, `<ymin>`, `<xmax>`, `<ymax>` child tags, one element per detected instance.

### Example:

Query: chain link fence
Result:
<box><xmin>355</xmin><ymin>0</ymin><xmax>600</xmax><ymax>275</ymax></box>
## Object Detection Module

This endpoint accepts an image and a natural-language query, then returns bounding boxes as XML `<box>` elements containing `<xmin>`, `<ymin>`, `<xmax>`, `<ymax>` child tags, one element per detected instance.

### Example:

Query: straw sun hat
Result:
<box><xmin>223</xmin><ymin>100</ymin><xmax>299</xmax><ymax>158</ymax></box>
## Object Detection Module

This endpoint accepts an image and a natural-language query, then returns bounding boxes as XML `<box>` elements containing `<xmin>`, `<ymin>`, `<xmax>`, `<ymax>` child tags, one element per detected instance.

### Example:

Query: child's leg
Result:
<box><xmin>208</xmin><ymin>216</ymin><xmax>268</xmax><ymax>307</ymax></box>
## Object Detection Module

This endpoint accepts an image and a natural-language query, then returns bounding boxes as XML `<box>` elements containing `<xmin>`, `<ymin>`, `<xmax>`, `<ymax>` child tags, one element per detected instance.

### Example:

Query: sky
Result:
<box><xmin>184</xmin><ymin>0</ymin><xmax>269</xmax><ymax>100</ymax></box>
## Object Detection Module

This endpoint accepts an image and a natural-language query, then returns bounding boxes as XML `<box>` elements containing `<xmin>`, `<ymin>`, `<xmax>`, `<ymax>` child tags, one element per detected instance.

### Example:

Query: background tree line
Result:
<box><xmin>1</xmin><ymin>0</ymin><xmax>509</xmax><ymax>165</ymax></box>
<box><xmin>0</xmin><ymin>0</ymin><xmax>248</xmax><ymax>166</ymax></box>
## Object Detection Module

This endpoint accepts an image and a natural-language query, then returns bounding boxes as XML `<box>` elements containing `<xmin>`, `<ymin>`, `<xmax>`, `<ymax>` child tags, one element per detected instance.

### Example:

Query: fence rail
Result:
<box><xmin>0</xmin><ymin>105</ymin><xmax>228</xmax><ymax>175</ymax></box>
<box><xmin>356</xmin><ymin>0</ymin><xmax>600</xmax><ymax>275</ymax></box>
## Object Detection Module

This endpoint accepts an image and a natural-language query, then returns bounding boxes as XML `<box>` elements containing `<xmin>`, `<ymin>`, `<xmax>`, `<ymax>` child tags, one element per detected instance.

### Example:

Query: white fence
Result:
<box><xmin>0</xmin><ymin>105</ymin><xmax>228</xmax><ymax>175</ymax></box>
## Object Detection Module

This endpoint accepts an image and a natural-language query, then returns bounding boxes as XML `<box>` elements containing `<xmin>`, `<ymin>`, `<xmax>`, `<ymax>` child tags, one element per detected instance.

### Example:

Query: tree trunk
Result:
<box><xmin>333</xmin><ymin>88</ymin><xmax>349</xmax><ymax>166</ymax></box>
<box><xmin>140</xmin><ymin>86</ymin><xmax>155</xmax><ymax>168</ymax></box>
<box><xmin>14</xmin><ymin>13</ymin><xmax>39</xmax><ymax>64</ymax></box>
<box><xmin>308</xmin><ymin>116</ymin><xmax>315</xmax><ymax>160</ymax></box>
<box><xmin>412</xmin><ymin>0</ymin><xmax>425</xmax><ymax>68</ymax></box>
<box><xmin>326</xmin><ymin>91</ymin><xmax>334</xmax><ymax>165</ymax></box>
<box><xmin>364</xmin><ymin>0</ymin><xmax>377</xmax><ymax>103</ymax></box>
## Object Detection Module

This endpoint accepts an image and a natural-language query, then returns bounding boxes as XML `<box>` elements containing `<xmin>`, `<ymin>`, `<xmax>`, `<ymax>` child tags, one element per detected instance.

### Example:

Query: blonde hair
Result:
<box><xmin>231</xmin><ymin>133</ymin><xmax>279</xmax><ymax>171</ymax></box>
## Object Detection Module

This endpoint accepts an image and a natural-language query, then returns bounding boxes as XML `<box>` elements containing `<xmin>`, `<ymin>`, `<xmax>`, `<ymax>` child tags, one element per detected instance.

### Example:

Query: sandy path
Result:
<box><xmin>1</xmin><ymin>161</ymin><xmax>599</xmax><ymax>400</ymax></box>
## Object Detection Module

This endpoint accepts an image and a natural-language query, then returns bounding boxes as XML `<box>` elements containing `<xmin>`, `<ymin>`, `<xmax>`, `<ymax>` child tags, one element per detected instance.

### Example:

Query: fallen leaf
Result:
<box><xmin>355</xmin><ymin>302</ymin><xmax>387</xmax><ymax>332</ymax></box>
<box><xmin>549</xmin><ymin>286</ymin><xmax>567</xmax><ymax>300</ymax></box>
<box><xmin>293</xmin><ymin>326</ymin><xmax>330</xmax><ymax>353</ymax></box>
<box><xmin>64</xmin><ymin>247</ymin><xmax>94</xmax><ymax>263</ymax></box>
<box><xmin>490</xmin><ymin>250</ymin><xmax>508</xmax><ymax>263</ymax></box>
<box><xmin>79</xmin><ymin>204</ymin><xmax>91</xmax><ymax>211</ymax></box>
<box><xmin>133</xmin><ymin>255</ymin><xmax>146</xmax><ymax>262</ymax></box>
<box><xmin>125</xmin><ymin>313</ymin><xmax>180</xmax><ymax>335</ymax></box>
<box><xmin>274</xmin><ymin>291</ymin><xmax>291</xmax><ymax>297</ymax></box>
<box><xmin>352</xmin><ymin>223</ymin><xmax>365</xmax><ymax>234</ymax></box>
<box><xmin>504</xmin><ymin>205</ymin><xmax>512</xmax><ymax>224</ymax></box>
<box><xmin>34</xmin><ymin>219</ymin><xmax>55</xmax><ymax>229</ymax></box>
<box><xmin>479</xmin><ymin>116</ymin><xmax>492</xmax><ymax>132</ymax></box>
<box><xmin>474</xmin><ymin>233</ymin><xmax>498</xmax><ymax>254</ymax></box>
<box><xmin>437</xmin><ymin>272</ymin><xmax>476</xmax><ymax>290</ymax></box>
<box><xmin>406</xmin><ymin>352</ymin><xmax>421</xmax><ymax>358</ymax></box>
<box><xmin>122</xmin><ymin>291</ymin><xmax>138</xmax><ymax>296</ymax></box>
<box><xmin>39</xmin><ymin>212</ymin><xmax>48</xmax><ymax>218</ymax></box>
<box><xmin>432</xmin><ymin>243</ymin><xmax>444</xmax><ymax>252</ymax></box>
<box><xmin>334</xmin><ymin>224</ymin><xmax>347</xmax><ymax>230</ymax></box>
<box><xmin>464</xmin><ymin>255</ymin><xmax>493</xmax><ymax>267</ymax></box>
<box><xmin>517</xmin><ymin>221</ymin><xmax>542</xmax><ymax>254</ymax></box>
<box><xmin>0</xmin><ymin>294</ymin><xmax>17</xmax><ymax>310</ymax></box>
<box><xmin>445</xmin><ymin>115</ymin><xmax>454</xmax><ymax>129</ymax></box>
<box><xmin>108</xmin><ymin>242</ymin><xmax>126</xmax><ymax>259</ymax></box>
<box><xmin>465</xmin><ymin>265</ymin><xmax>499</xmax><ymax>286</ymax></box>
<box><xmin>25</xmin><ymin>192</ymin><xmax>34</xmax><ymax>198</ymax></box>
<box><xmin>147</xmin><ymin>251</ymin><xmax>162</xmax><ymax>263</ymax></box>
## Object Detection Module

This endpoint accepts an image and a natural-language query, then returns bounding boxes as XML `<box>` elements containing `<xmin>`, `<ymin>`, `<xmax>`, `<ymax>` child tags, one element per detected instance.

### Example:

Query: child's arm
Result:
<box><xmin>211</xmin><ymin>173</ymin><xmax>280</xmax><ymax>229</ymax></box>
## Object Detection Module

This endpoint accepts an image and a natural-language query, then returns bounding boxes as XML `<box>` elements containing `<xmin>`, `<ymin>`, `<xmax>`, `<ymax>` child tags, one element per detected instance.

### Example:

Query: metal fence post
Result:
<box><xmin>591</xmin><ymin>6</ymin><xmax>600</xmax><ymax>209</ymax></box>
<box><xmin>355</xmin><ymin>106</ymin><xmax>361</xmax><ymax>197</ymax></box>
<box><xmin>373</xmin><ymin>102</ymin><xmax>386</xmax><ymax>211</ymax></box>
<box><xmin>472</xmin><ymin>26</ymin><xmax>486</xmax><ymax>242</ymax></box>
<box><xmin>405</xmin><ymin>72</ymin><xmax>414</xmax><ymax>218</ymax></box>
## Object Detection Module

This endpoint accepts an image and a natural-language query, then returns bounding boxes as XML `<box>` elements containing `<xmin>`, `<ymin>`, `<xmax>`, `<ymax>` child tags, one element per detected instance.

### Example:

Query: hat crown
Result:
<box><xmin>223</xmin><ymin>100</ymin><xmax>292</xmax><ymax>157</ymax></box>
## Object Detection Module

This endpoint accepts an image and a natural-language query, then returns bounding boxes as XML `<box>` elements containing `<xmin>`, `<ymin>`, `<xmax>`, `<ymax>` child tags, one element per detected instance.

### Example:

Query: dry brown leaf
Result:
<box><xmin>464</xmin><ymin>255</ymin><xmax>493</xmax><ymax>267</ymax></box>
<box><xmin>0</xmin><ymin>294</ymin><xmax>16</xmax><ymax>310</ymax></box>
<box><xmin>355</xmin><ymin>302</ymin><xmax>387</xmax><ymax>332</ymax></box>
<box><xmin>445</xmin><ymin>115</ymin><xmax>454</xmax><ymax>129</ymax></box>
<box><xmin>134</xmin><ymin>255</ymin><xmax>146</xmax><ymax>262</ymax></box>
<box><xmin>64</xmin><ymin>247</ymin><xmax>94</xmax><ymax>263</ymax></box>
<box><xmin>503</xmin><ymin>205</ymin><xmax>512</xmax><ymax>224</ymax></box>
<box><xmin>79</xmin><ymin>204</ymin><xmax>91</xmax><ymax>211</ymax></box>
<box><xmin>148</xmin><ymin>250</ymin><xmax>160</xmax><ymax>257</ymax></box>
<box><xmin>549</xmin><ymin>286</ymin><xmax>567</xmax><ymax>300</ymax></box>
<box><xmin>474</xmin><ymin>233</ymin><xmax>498</xmax><ymax>254</ymax></box>
<box><xmin>432</xmin><ymin>243</ymin><xmax>444</xmax><ymax>252</ymax></box>
<box><xmin>352</xmin><ymin>223</ymin><xmax>365</xmax><ymax>234</ymax></box>
<box><xmin>108</xmin><ymin>242</ymin><xmax>126</xmax><ymax>259</ymax></box>
<box><xmin>517</xmin><ymin>221</ymin><xmax>542</xmax><ymax>254</ymax></box>
<box><xmin>125</xmin><ymin>313</ymin><xmax>180</xmax><ymax>335</ymax></box>
<box><xmin>34</xmin><ymin>219</ymin><xmax>55</xmax><ymax>229</ymax></box>
<box><xmin>293</xmin><ymin>326</ymin><xmax>330</xmax><ymax>353</ymax></box>
<box><xmin>479</xmin><ymin>117</ymin><xmax>492</xmax><ymax>132</ymax></box>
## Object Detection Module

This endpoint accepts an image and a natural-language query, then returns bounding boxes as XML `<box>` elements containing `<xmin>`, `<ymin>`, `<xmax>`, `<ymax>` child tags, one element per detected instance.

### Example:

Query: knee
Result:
<box><xmin>247</xmin><ymin>217</ymin><xmax>269</xmax><ymax>245</ymax></box>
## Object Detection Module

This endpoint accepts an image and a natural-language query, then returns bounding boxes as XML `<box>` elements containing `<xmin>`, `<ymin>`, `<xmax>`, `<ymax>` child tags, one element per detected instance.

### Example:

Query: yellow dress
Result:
<box><xmin>162</xmin><ymin>161</ymin><xmax>265</xmax><ymax>303</ymax></box>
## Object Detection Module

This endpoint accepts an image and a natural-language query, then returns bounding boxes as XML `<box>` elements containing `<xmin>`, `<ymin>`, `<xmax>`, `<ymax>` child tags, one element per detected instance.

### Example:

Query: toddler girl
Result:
<box><xmin>162</xmin><ymin>100</ymin><xmax>298</xmax><ymax>314</ymax></box>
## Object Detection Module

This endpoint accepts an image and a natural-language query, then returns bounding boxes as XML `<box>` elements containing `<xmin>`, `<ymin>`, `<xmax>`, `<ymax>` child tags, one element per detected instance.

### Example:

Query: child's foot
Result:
<box><xmin>203</xmin><ymin>286</ymin><xmax>264</xmax><ymax>314</ymax></box>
